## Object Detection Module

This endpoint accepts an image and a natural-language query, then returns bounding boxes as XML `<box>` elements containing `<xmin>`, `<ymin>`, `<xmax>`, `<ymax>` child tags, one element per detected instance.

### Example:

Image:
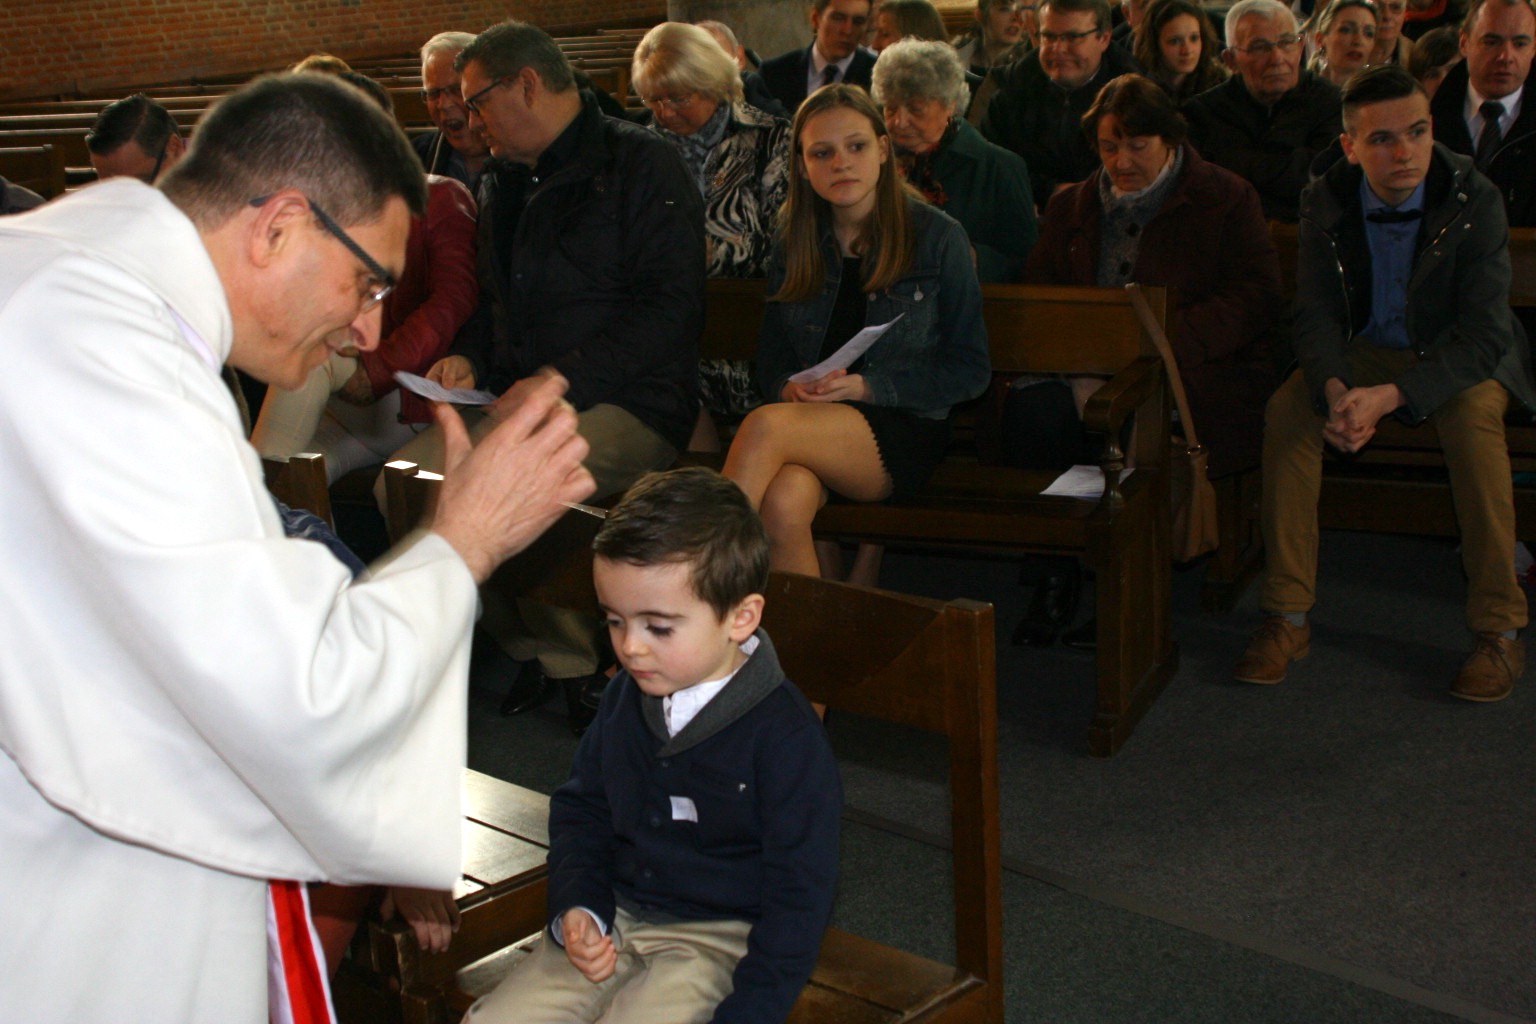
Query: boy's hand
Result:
<box><xmin>561</xmin><ymin>908</ymin><xmax>617</xmax><ymax>983</ymax></box>
<box><xmin>380</xmin><ymin>887</ymin><xmax>460</xmax><ymax>954</ymax></box>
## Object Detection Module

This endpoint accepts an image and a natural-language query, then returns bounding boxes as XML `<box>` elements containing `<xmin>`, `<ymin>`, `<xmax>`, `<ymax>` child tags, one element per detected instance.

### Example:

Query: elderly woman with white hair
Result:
<box><xmin>632</xmin><ymin>22</ymin><xmax>791</xmax><ymax>443</ymax></box>
<box><xmin>633</xmin><ymin>21</ymin><xmax>790</xmax><ymax>280</ymax></box>
<box><xmin>872</xmin><ymin>38</ymin><xmax>1037</xmax><ymax>282</ymax></box>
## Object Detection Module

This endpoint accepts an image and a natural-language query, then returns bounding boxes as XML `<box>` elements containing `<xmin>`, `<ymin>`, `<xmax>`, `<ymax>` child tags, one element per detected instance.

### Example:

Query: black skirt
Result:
<box><xmin>842</xmin><ymin>401</ymin><xmax>952</xmax><ymax>500</ymax></box>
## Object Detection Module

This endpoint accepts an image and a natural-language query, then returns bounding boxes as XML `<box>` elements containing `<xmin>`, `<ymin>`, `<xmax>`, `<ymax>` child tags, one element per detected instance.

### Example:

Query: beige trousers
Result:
<box><xmin>462</xmin><ymin>909</ymin><xmax>751</xmax><ymax>1024</ymax></box>
<box><xmin>379</xmin><ymin>403</ymin><xmax>677</xmax><ymax>677</ymax></box>
<box><xmin>1260</xmin><ymin>347</ymin><xmax>1527</xmax><ymax>634</ymax></box>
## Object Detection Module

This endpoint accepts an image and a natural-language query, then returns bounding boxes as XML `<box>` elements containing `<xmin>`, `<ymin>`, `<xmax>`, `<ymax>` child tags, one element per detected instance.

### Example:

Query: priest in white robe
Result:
<box><xmin>0</xmin><ymin>75</ymin><xmax>593</xmax><ymax>1023</ymax></box>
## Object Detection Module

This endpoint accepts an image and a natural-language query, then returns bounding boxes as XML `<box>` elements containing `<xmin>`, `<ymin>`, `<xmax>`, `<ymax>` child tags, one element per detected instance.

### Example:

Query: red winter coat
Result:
<box><xmin>359</xmin><ymin>175</ymin><xmax>479</xmax><ymax>423</ymax></box>
<box><xmin>1024</xmin><ymin>145</ymin><xmax>1282</xmax><ymax>478</ymax></box>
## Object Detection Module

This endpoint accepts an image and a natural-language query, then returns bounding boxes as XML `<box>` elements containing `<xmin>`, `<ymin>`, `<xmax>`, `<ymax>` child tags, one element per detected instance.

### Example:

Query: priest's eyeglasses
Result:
<box><xmin>248</xmin><ymin>194</ymin><xmax>397</xmax><ymax>314</ymax></box>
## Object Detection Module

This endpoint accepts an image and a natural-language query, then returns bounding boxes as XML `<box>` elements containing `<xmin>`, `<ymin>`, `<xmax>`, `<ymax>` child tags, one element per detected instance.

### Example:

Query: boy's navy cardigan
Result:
<box><xmin>546</xmin><ymin>628</ymin><xmax>843</xmax><ymax>1024</ymax></box>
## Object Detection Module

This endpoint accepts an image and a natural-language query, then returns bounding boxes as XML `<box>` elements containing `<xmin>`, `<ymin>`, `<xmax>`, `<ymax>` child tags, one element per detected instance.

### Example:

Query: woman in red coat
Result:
<box><xmin>1025</xmin><ymin>73</ymin><xmax>1282</xmax><ymax>482</ymax></box>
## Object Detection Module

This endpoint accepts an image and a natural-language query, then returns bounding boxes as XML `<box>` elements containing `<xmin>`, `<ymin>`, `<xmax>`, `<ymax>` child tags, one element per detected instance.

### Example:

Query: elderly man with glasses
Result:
<box><xmin>0</xmin><ymin>73</ymin><xmax>593</xmax><ymax>1022</ymax></box>
<box><xmin>413</xmin><ymin>31</ymin><xmax>493</xmax><ymax>196</ymax></box>
<box><xmin>1182</xmin><ymin>0</ymin><xmax>1344</xmax><ymax>221</ymax></box>
<box><xmin>980</xmin><ymin>0</ymin><xmax>1141</xmax><ymax>204</ymax></box>
<box><xmin>386</xmin><ymin>21</ymin><xmax>705</xmax><ymax>732</ymax></box>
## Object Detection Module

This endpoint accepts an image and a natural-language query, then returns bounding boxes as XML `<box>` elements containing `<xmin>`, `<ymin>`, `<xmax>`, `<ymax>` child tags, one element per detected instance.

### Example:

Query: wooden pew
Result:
<box><xmin>0</xmin><ymin>144</ymin><xmax>64</xmax><ymax>199</ymax></box>
<box><xmin>263</xmin><ymin>452</ymin><xmax>333</xmax><ymax>527</ymax></box>
<box><xmin>694</xmin><ymin>280</ymin><xmax>1178</xmax><ymax>757</ymax></box>
<box><xmin>364</xmin><ymin>472</ymin><xmax>1006</xmax><ymax>1024</ymax></box>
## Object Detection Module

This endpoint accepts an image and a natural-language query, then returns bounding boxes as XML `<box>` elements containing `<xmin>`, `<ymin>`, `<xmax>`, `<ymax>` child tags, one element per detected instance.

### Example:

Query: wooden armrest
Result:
<box><xmin>1081</xmin><ymin>356</ymin><xmax>1161</xmax><ymax>439</ymax></box>
<box><xmin>1080</xmin><ymin>356</ymin><xmax>1164</xmax><ymax>512</ymax></box>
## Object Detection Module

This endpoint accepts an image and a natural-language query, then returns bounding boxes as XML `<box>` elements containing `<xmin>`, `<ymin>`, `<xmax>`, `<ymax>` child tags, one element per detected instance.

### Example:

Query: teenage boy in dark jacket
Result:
<box><xmin>1236</xmin><ymin>65</ymin><xmax>1536</xmax><ymax>702</ymax></box>
<box><xmin>465</xmin><ymin>468</ymin><xmax>841</xmax><ymax>1024</ymax></box>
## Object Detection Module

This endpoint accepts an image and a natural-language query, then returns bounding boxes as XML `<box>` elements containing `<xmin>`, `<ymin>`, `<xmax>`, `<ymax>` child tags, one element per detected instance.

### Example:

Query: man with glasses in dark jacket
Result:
<box><xmin>388</xmin><ymin>21</ymin><xmax>706</xmax><ymax>730</ymax></box>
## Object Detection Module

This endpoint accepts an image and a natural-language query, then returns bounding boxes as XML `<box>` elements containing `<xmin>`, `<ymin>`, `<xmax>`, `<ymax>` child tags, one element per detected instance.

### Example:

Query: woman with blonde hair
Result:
<box><xmin>633</xmin><ymin>21</ymin><xmax>791</xmax><ymax>446</ymax></box>
<box><xmin>723</xmin><ymin>85</ymin><xmax>990</xmax><ymax>577</ymax></box>
<box><xmin>1309</xmin><ymin>0</ymin><xmax>1380</xmax><ymax>86</ymax></box>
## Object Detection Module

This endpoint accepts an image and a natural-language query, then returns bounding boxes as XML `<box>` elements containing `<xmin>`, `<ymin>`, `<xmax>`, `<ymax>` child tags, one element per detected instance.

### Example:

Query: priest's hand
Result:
<box><xmin>380</xmin><ymin>887</ymin><xmax>460</xmax><ymax>954</ymax></box>
<box><xmin>430</xmin><ymin>374</ymin><xmax>593</xmax><ymax>584</ymax></box>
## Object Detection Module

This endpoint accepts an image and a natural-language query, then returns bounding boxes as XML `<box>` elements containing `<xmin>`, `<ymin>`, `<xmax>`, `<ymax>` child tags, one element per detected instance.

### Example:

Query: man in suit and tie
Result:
<box><xmin>758</xmin><ymin>0</ymin><xmax>879</xmax><ymax>113</ymax></box>
<box><xmin>1427</xmin><ymin>0</ymin><xmax>1536</xmax><ymax>226</ymax></box>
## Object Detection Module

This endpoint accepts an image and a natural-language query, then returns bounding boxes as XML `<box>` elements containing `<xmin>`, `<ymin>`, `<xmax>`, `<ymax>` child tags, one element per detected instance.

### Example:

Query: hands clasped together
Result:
<box><xmin>1323</xmin><ymin>378</ymin><xmax>1404</xmax><ymax>454</ymax></box>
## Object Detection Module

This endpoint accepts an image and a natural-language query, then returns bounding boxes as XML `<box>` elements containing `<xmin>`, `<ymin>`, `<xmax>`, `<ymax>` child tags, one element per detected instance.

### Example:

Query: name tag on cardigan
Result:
<box><xmin>670</xmin><ymin>796</ymin><xmax>699</xmax><ymax>822</ymax></box>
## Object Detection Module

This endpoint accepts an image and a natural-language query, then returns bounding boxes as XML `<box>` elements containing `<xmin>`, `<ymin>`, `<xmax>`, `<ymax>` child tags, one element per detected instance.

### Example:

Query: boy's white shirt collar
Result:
<box><xmin>663</xmin><ymin>634</ymin><xmax>761</xmax><ymax>737</ymax></box>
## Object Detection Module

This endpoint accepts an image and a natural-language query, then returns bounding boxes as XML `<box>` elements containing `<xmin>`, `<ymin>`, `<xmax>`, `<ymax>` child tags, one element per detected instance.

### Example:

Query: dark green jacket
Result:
<box><xmin>1294</xmin><ymin>143</ymin><xmax>1536</xmax><ymax>421</ymax></box>
<box><xmin>930</xmin><ymin>120</ymin><xmax>1037</xmax><ymax>283</ymax></box>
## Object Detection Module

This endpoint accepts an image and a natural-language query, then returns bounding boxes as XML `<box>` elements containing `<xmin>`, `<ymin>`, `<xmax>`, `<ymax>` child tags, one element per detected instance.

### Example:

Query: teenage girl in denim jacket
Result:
<box><xmin>724</xmin><ymin>84</ymin><xmax>990</xmax><ymax>577</ymax></box>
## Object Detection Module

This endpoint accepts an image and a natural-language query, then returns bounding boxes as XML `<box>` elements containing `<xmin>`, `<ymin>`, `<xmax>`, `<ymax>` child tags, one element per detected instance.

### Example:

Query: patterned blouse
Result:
<box><xmin>654</xmin><ymin>100</ymin><xmax>791</xmax><ymax>280</ymax></box>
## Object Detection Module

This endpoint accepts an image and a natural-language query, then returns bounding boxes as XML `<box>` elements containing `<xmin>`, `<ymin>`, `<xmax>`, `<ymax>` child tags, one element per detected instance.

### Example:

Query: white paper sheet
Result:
<box><xmin>1041</xmin><ymin>464</ymin><xmax>1134</xmax><ymax>499</ymax></box>
<box><xmin>393</xmin><ymin>371</ymin><xmax>498</xmax><ymax>406</ymax></box>
<box><xmin>787</xmin><ymin>314</ymin><xmax>904</xmax><ymax>385</ymax></box>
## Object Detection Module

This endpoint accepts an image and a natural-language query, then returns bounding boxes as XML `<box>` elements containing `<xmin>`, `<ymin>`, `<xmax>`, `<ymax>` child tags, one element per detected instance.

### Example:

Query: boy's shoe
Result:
<box><xmin>1451</xmin><ymin>634</ymin><xmax>1524</xmax><ymax>703</ymax></box>
<box><xmin>1234</xmin><ymin>616</ymin><xmax>1310</xmax><ymax>685</ymax></box>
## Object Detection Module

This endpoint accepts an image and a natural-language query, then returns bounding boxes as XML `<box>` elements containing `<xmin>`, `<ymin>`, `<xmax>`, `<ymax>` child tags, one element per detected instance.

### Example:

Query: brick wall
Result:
<box><xmin>0</xmin><ymin>0</ymin><xmax>668</xmax><ymax>101</ymax></box>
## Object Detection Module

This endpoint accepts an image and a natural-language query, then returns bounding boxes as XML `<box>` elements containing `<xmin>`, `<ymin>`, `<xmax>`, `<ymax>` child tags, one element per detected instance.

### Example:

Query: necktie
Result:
<box><xmin>1365</xmin><ymin>207</ymin><xmax>1424</xmax><ymax>224</ymax></box>
<box><xmin>821</xmin><ymin>64</ymin><xmax>839</xmax><ymax>88</ymax></box>
<box><xmin>1475</xmin><ymin>100</ymin><xmax>1504</xmax><ymax>169</ymax></box>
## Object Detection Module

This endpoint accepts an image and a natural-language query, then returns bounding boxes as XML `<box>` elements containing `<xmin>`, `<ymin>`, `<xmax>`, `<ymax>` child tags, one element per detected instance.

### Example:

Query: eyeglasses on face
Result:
<box><xmin>639</xmin><ymin>91</ymin><xmax>699</xmax><ymax>111</ymax></box>
<box><xmin>248</xmin><ymin>194</ymin><xmax>396</xmax><ymax>314</ymax></box>
<box><xmin>1230</xmin><ymin>32</ymin><xmax>1303</xmax><ymax>56</ymax></box>
<box><xmin>463</xmin><ymin>77</ymin><xmax>511</xmax><ymax>115</ymax></box>
<box><xmin>420</xmin><ymin>83</ymin><xmax>462</xmax><ymax>103</ymax></box>
<box><xmin>138</xmin><ymin>136</ymin><xmax>171</xmax><ymax>185</ymax></box>
<box><xmin>1039</xmin><ymin>28</ymin><xmax>1103</xmax><ymax>44</ymax></box>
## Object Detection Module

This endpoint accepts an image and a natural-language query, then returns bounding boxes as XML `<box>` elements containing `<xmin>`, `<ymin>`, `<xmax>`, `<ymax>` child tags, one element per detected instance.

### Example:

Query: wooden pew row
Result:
<box><xmin>0</xmin><ymin>144</ymin><xmax>65</xmax><ymax>199</ymax></box>
<box><xmin>699</xmin><ymin>280</ymin><xmax>1178</xmax><ymax>757</ymax></box>
<box><xmin>365</xmin><ymin>469</ymin><xmax>1005</xmax><ymax>1024</ymax></box>
<box><xmin>1203</xmin><ymin>224</ymin><xmax>1536</xmax><ymax>612</ymax></box>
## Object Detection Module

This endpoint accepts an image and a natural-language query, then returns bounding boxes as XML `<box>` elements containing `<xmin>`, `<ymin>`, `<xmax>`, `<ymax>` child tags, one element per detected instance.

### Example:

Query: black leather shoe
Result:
<box><xmin>497</xmin><ymin>658</ymin><xmax>554</xmax><ymax>716</ymax></box>
<box><xmin>1061</xmin><ymin>616</ymin><xmax>1097</xmax><ymax>651</ymax></box>
<box><xmin>557</xmin><ymin>673</ymin><xmax>611</xmax><ymax>736</ymax></box>
<box><xmin>1011</xmin><ymin>568</ymin><xmax>1081</xmax><ymax>647</ymax></box>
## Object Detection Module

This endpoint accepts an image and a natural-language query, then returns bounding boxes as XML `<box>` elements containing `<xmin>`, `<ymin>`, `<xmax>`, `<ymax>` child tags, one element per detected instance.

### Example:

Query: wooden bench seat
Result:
<box><xmin>697</xmin><ymin>280</ymin><xmax>1177</xmax><ymax>757</ymax></box>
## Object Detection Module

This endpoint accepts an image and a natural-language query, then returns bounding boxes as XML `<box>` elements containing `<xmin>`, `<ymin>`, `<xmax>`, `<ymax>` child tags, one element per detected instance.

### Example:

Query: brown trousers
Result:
<box><xmin>1260</xmin><ymin>346</ymin><xmax>1527</xmax><ymax>634</ymax></box>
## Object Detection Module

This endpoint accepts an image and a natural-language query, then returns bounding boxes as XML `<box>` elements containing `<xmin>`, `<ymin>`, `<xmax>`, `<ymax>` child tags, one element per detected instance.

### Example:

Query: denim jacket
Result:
<box><xmin>756</xmin><ymin>198</ymin><xmax>991</xmax><ymax>420</ymax></box>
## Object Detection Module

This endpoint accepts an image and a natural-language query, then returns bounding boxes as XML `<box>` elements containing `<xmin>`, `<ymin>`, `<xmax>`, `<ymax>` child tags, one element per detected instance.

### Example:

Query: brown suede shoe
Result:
<box><xmin>1451</xmin><ymin>633</ymin><xmax>1524</xmax><ymax>703</ymax></box>
<box><xmin>1234</xmin><ymin>616</ymin><xmax>1311</xmax><ymax>685</ymax></box>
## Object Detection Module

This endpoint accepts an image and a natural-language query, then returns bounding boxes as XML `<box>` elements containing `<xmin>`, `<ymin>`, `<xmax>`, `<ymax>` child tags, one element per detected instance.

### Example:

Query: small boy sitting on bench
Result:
<box><xmin>466</xmin><ymin>467</ymin><xmax>842</xmax><ymax>1024</ymax></box>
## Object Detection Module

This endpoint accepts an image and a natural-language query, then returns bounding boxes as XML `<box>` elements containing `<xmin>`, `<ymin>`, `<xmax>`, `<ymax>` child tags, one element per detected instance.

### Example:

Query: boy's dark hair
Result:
<box><xmin>1341</xmin><ymin>63</ymin><xmax>1425</xmax><ymax>131</ymax></box>
<box><xmin>593</xmin><ymin>468</ymin><xmax>769</xmax><ymax>619</ymax></box>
